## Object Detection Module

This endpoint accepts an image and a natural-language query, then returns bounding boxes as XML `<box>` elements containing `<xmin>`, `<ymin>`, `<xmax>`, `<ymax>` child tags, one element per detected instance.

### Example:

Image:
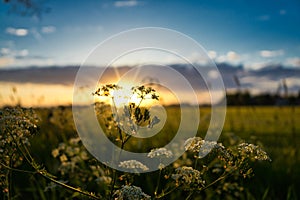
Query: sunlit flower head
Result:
<box><xmin>147</xmin><ymin>147</ymin><xmax>173</xmax><ymax>159</ymax></box>
<box><xmin>184</xmin><ymin>137</ymin><xmax>204</xmax><ymax>153</ymax></box>
<box><xmin>198</xmin><ymin>140</ymin><xmax>217</xmax><ymax>158</ymax></box>
<box><xmin>118</xmin><ymin>160</ymin><xmax>149</xmax><ymax>171</ymax></box>
<box><xmin>113</xmin><ymin>185</ymin><xmax>151</xmax><ymax>200</ymax></box>
<box><xmin>171</xmin><ymin>166</ymin><xmax>205</xmax><ymax>190</ymax></box>
<box><xmin>238</xmin><ymin>143</ymin><xmax>271</xmax><ymax>161</ymax></box>
<box><xmin>184</xmin><ymin>137</ymin><xmax>218</xmax><ymax>158</ymax></box>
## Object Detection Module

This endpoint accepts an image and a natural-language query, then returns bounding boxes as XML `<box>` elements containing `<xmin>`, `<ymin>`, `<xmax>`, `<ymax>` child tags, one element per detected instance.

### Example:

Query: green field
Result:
<box><xmin>1</xmin><ymin>105</ymin><xmax>300</xmax><ymax>199</ymax></box>
<box><xmin>221</xmin><ymin>106</ymin><xmax>300</xmax><ymax>199</ymax></box>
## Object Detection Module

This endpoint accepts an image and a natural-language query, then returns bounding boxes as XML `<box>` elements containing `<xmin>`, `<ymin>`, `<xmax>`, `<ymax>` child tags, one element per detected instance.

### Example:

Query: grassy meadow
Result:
<box><xmin>1</xmin><ymin>105</ymin><xmax>299</xmax><ymax>199</ymax></box>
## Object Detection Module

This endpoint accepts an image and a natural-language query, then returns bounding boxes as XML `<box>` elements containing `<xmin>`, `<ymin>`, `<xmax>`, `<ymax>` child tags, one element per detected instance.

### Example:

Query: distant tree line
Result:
<box><xmin>226</xmin><ymin>90</ymin><xmax>300</xmax><ymax>106</ymax></box>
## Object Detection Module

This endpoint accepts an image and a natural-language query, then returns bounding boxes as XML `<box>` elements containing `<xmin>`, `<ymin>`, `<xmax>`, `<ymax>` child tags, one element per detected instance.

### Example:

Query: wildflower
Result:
<box><xmin>113</xmin><ymin>185</ymin><xmax>151</xmax><ymax>200</ymax></box>
<box><xmin>158</xmin><ymin>163</ymin><xmax>165</xmax><ymax>170</ymax></box>
<box><xmin>184</xmin><ymin>137</ymin><xmax>217</xmax><ymax>158</ymax></box>
<box><xmin>69</xmin><ymin>137</ymin><xmax>81</xmax><ymax>145</ymax></box>
<box><xmin>214</xmin><ymin>143</ymin><xmax>234</xmax><ymax>165</ymax></box>
<box><xmin>171</xmin><ymin>166</ymin><xmax>205</xmax><ymax>190</ymax></box>
<box><xmin>93</xmin><ymin>84</ymin><xmax>122</xmax><ymax>97</ymax></box>
<box><xmin>237</xmin><ymin>143</ymin><xmax>271</xmax><ymax>161</ymax></box>
<box><xmin>184</xmin><ymin>137</ymin><xmax>204</xmax><ymax>153</ymax></box>
<box><xmin>51</xmin><ymin>148</ymin><xmax>59</xmax><ymax>158</ymax></box>
<box><xmin>59</xmin><ymin>154</ymin><xmax>68</xmax><ymax>162</ymax></box>
<box><xmin>198</xmin><ymin>140</ymin><xmax>217</xmax><ymax>158</ymax></box>
<box><xmin>118</xmin><ymin>160</ymin><xmax>149</xmax><ymax>171</ymax></box>
<box><xmin>147</xmin><ymin>147</ymin><xmax>173</xmax><ymax>158</ymax></box>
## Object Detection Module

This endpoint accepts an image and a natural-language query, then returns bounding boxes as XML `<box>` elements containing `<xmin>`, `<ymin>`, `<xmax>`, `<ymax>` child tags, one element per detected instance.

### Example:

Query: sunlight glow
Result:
<box><xmin>112</xmin><ymin>82</ymin><xmax>154</xmax><ymax>107</ymax></box>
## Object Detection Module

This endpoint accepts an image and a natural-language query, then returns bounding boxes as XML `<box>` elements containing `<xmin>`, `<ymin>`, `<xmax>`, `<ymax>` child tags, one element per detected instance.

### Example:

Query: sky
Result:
<box><xmin>1</xmin><ymin>0</ymin><xmax>300</xmax><ymax>69</ymax></box>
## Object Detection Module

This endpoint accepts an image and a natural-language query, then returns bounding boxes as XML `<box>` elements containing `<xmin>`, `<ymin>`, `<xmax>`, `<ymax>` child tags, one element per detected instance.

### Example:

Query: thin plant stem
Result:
<box><xmin>5</xmin><ymin>160</ymin><xmax>10</xmax><ymax>200</ymax></box>
<box><xmin>155</xmin><ymin>185</ymin><xmax>181</xmax><ymax>199</ymax></box>
<box><xmin>37</xmin><ymin>171</ymin><xmax>101</xmax><ymax>200</ymax></box>
<box><xmin>185</xmin><ymin>191</ymin><xmax>194</xmax><ymax>200</ymax></box>
<box><xmin>109</xmin><ymin>169</ymin><xmax>117</xmax><ymax>200</ymax></box>
<box><xmin>0</xmin><ymin>162</ymin><xmax>36</xmax><ymax>174</ymax></box>
<box><xmin>154</xmin><ymin>169</ymin><xmax>162</xmax><ymax>196</ymax></box>
<box><xmin>200</xmin><ymin>171</ymin><xmax>233</xmax><ymax>192</ymax></box>
<box><xmin>194</xmin><ymin>157</ymin><xmax>199</xmax><ymax>169</ymax></box>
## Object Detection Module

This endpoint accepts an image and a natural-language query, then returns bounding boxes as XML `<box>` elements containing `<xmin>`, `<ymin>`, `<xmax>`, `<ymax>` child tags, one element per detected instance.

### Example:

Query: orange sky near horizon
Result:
<box><xmin>0</xmin><ymin>81</ymin><xmax>217</xmax><ymax>108</ymax></box>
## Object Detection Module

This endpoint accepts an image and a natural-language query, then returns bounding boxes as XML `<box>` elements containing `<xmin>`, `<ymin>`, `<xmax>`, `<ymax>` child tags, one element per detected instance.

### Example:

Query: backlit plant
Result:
<box><xmin>0</xmin><ymin>84</ymin><xmax>271</xmax><ymax>200</ymax></box>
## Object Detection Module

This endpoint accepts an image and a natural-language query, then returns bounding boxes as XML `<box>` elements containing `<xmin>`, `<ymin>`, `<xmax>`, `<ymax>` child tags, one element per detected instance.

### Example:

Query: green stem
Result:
<box><xmin>154</xmin><ymin>169</ymin><xmax>162</xmax><ymax>197</ymax></box>
<box><xmin>37</xmin><ymin>171</ymin><xmax>101</xmax><ymax>200</ymax></box>
<box><xmin>9</xmin><ymin>156</ymin><xmax>13</xmax><ymax>200</ymax></box>
<box><xmin>5</xmin><ymin>159</ymin><xmax>11</xmax><ymax>200</ymax></box>
<box><xmin>194</xmin><ymin>157</ymin><xmax>199</xmax><ymax>169</ymax></box>
<box><xmin>155</xmin><ymin>185</ymin><xmax>181</xmax><ymax>199</ymax></box>
<box><xmin>109</xmin><ymin>169</ymin><xmax>117</xmax><ymax>200</ymax></box>
<box><xmin>200</xmin><ymin>171</ymin><xmax>229</xmax><ymax>191</ymax></box>
<box><xmin>122</xmin><ymin>135</ymin><xmax>132</xmax><ymax>148</ymax></box>
<box><xmin>185</xmin><ymin>191</ymin><xmax>194</xmax><ymax>200</ymax></box>
<box><xmin>0</xmin><ymin>162</ymin><xmax>36</xmax><ymax>174</ymax></box>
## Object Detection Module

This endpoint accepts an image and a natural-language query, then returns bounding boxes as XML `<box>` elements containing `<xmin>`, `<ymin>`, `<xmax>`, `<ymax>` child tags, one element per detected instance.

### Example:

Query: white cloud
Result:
<box><xmin>259</xmin><ymin>49</ymin><xmax>284</xmax><ymax>58</ymax></box>
<box><xmin>0</xmin><ymin>47</ymin><xmax>29</xmax><ymax>59</ymax></box>
<box><xmin>244</xmin><ymin>61</ymin><xmax>275</xmax><ymax>70</ymax></box>
<box><xmin>240</xmin><ymin>76</ymin><xmax>278</xmax><ymax>91</ymax></box>
<box><xmin>0</xmin><ymin>46</ymin><xmax>52</xmax><ymax>67</ymax></box>
<box><xmin>216</xmin><ymin>51</ymin><xmax>240</xmax><ymax>63</ymax></box>
<box><xmin>207</xmin><ymin>50</ymin><xmax>217</xmax><ymax>59</ymax></box>
<box><xmin>5</xmin><ymin>27</ymin><xmax>28</xmax><ymax>36</ymax></box>
<box><xmin>227</xmin><ymin>51</ymin><xmax>239</xmax><ymax>61</ymax></box>
<box><xmin>257</xmin><ymin>15</ymin><xmax>270</xmax><ymax>21</ymax></box>
<box><xmin>41</xmin><ymin>26</ymin><xmax>56</xmax><ymax>34</ymax></box>
<box><xmin>18</xmin><ymin>49</ymin><xmax>29</xmax><ymax>57</ymax></box>
<box><xmin>286</xmin><ymin>57</ymin><xmax>300</xmax><ymax>67</ymax></box>
<box><xmin>0</xmin><ymin>48</ymin><xmax>10</xmax><ymax>55</ymax></box>
<box><xmin>114</xmin><ymin>0</ymin><xmax>139</xmax><ymax>7</ymax></box>
<box><xmin>186</xmin><ymin>52</ymin><xmax>212</xmax><ymax>65</ymax></box>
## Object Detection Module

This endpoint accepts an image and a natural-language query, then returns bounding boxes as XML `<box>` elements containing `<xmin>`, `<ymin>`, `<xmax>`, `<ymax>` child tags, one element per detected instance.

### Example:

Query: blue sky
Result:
<box><xmin>0</xmin><ymin>0</ymin><xmax>300</xmax><ymax>69</ymax></box>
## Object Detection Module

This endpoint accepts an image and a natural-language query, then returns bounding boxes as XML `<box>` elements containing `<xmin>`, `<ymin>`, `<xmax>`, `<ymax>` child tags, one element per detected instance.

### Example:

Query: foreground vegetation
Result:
<box><xmin>0</xmin><ymin>104</ymin><xmax>299</xmax><ymax>199</ymax></box>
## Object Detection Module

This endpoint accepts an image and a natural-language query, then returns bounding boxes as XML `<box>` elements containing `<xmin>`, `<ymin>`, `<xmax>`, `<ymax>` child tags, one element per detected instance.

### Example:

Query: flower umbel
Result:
<box><xmin>171</xmin><ymin>166</ymin><xmax>205</xmax><ymax>190</ymax></box>
<box><xmin>113</xmin><ymin>185</ymin><xmax>151</xmax><ymax>200</ymax></box>
<box><xmin>118</xmin><ymin>160</ymin><xmax>149</xmax><ymax>171</ymax></box>
<box><xmin>184</xmin><ymin>137</ymin><xmax>204</xmax><ymax>153</ymax></box>
<box><xmin>147</xmin><ymin>147</ymin><xmax>173</xmax><ymax>159</ymax></box>
<box><xmin>238</xmin><ymin>143</ymin><xmax>271</xmax><ymax>161</ymax></box>
<box><xmin>184</xmin><ymin>137</ymin><xmax>217</xmax><ymax>158</ymax></box>
<box><xmin>198</xmin><ymin>140</ymin><xmax>217</xmax><ymax>158</ymax></box>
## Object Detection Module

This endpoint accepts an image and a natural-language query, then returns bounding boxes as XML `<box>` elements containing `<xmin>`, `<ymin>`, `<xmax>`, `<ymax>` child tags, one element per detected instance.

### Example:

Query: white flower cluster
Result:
<box><xmin>184</xmin><ymin>137</ymin><xmax>204</xmax><ymax>153</ymax></box>
<box><xmin>198</xmin><ymin>140</ymin><xmax>217</xmax><ymax>158</ymax></box>
<box><xmin>147</xmin><ymin>147</ymin><xmax>173</xmax><ymax>158</ymax></box>
<box><xmin>171</xmin><ymin>166</ymin><xmax>205</xmax><ymax>190</ymax></box>
<box><xmin>113</xmin><ymin>185</ymin><xmax>151</xmax><ymax>200</ymax></box>
<box><xmin>118</xmin><ymin>160</ymin><xmax>149</xmax><ymax>171</ymax></box>
<box><xmin>238</xmin><ymin>143</ymin><xmax>271</xmax><ymax>161</ymax></box>
<box><xmin>184</xmin><ymin>137</ymin><xmax>217</xmax><ymax>158</ymax></box>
